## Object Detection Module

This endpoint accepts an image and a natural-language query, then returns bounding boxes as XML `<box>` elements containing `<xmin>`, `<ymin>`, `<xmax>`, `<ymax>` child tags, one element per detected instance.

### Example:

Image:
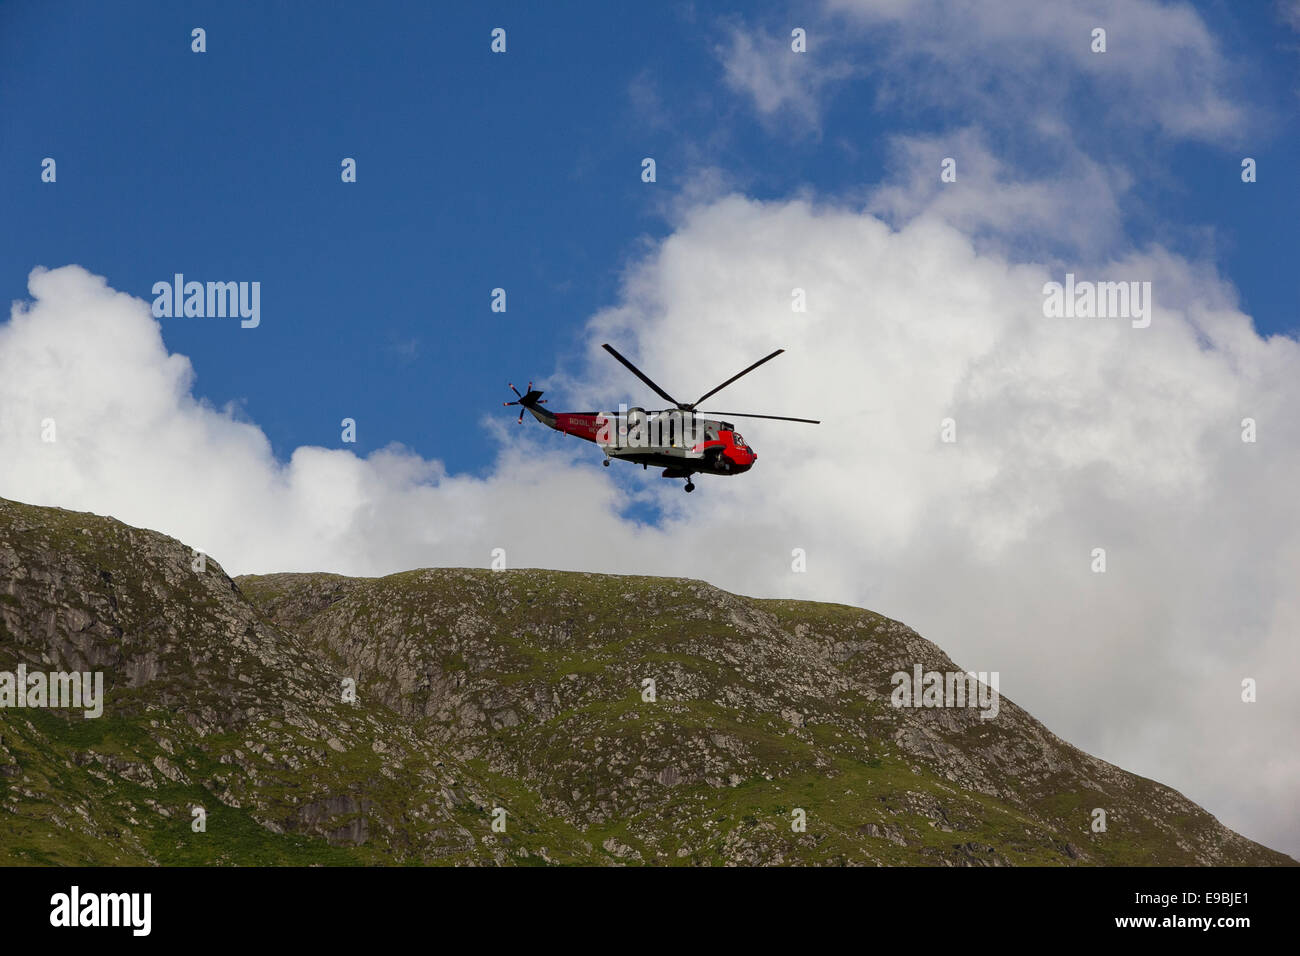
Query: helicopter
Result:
<box><xmin>504</xmin><ymin>343</ymin><xmax>819</xmax><ymax>492</ymax></box>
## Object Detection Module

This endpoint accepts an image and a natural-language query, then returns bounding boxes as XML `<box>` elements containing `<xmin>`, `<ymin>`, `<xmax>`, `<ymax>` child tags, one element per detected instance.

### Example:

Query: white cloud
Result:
<box><xmin>834</xmin><ymin>0</ymin><xmax>1247</xmax><ymax>138</ymax></box>
<box><xmin>866</xmin><ymin>126</ymin><xmax>1135</xmax><ymax>259</ymax></box>
<box><xmin>0</xmin><ymin>266</ymin><xmax>662</xmax><ymax>577</ymax></box>
<box><xmin>714</xmin><ymin>22</ymin><xmax>855</xmax><ymax>134</ymax></box>
<box><xmin>720</xmin><ymin>0</ymin><xmax>1246</xmax><ymax>139</ymax></box>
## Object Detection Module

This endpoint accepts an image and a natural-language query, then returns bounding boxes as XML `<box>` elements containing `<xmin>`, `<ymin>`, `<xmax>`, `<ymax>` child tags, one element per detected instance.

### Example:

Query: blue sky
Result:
<box><xmin>4</xmin><ymin>0</ymin><xmax>1296</xmax><ymax>476</ymax></box>
<box><xmin>4</xmin><ymin>1</ymin><xmax>1300</xmax><ymax>856</ymax></box>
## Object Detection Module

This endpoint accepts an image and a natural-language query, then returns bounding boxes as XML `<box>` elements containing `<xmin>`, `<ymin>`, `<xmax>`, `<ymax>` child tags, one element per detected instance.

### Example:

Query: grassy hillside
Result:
<box><xmin>0</xmin><ymin>497</ymin><xmax>1291</xmax><ymax>865</ymax></box>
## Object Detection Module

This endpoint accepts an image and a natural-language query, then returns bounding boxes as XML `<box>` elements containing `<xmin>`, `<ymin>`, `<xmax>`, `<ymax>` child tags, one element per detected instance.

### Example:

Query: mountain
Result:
<box><xmin>0</xmin><ymin>496</ymin><xmax>1290</xmax><ymax>865</ymax></box>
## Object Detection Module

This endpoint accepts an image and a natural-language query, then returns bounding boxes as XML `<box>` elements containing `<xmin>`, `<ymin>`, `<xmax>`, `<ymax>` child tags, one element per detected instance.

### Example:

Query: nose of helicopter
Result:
<box><xmin>731</xmin><ymin>446</ymin><xmax>756</xmax><ymax>472</ymax></box>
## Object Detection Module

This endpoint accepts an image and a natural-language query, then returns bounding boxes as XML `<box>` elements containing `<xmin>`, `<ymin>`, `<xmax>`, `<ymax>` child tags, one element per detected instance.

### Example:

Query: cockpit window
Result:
<box><xmin>733</xmin><ymin>433</ymin><xmax>745</xmax><ymax>447</ymax></box>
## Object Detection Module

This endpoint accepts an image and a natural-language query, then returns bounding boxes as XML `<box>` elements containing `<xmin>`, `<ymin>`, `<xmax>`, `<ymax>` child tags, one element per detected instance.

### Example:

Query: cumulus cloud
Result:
<box><xmin>5</xmin><ymin>196</ymin><xmax>1297</xmax><ymax>858</ymax></box>
<box><xmin>0</xmin><ymin>266</ymin><xmax>669</xmax><ymax>577</ymax></box>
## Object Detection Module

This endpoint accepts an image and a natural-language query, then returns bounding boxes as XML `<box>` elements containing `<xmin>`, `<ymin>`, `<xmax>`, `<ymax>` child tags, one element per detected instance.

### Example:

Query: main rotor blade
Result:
<box><xmin>601</xmin><ymin>343</ymin><xmax>683</xmax><ymax>408</ymax></box>
<box><xmin>689</xmin><ymin>349</ymin><xmax>785</xmax><ymax>409</ymax></box>
<box><xmin>698</xmin><ymin>411</ymin><xmax>821</xmax><ymax>424</ymax></box>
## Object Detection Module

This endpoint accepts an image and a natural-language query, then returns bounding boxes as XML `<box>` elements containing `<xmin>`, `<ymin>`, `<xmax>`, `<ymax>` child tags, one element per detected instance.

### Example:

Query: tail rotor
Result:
<box><xmin>503</xmin><ymin>381</ymin><xmax>547</xmax><ymax>424</ymax></box>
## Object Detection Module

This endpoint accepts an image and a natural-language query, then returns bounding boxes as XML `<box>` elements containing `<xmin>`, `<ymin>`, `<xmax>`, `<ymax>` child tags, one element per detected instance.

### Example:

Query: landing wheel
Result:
<box><xmin>684</xmin><ymin>481</ymin><xmax>695</xmax><ymax>493</ymax></box>
<box><xmin>602</xmin><ymin>459</ymin><xmax>610</xmax><ymax>467</ymax></box>
<box><xmin>705</xmin><ymin>447</ymin><xmax>731</xmax><ymax>474</ymax></box>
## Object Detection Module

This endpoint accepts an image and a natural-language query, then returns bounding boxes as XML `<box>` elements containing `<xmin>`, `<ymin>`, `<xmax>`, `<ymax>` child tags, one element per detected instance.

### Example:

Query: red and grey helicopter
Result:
<box><xmin>505</xmin><ymin>343</ymin><xmax>819</xmax><ymax>492</ymax></box>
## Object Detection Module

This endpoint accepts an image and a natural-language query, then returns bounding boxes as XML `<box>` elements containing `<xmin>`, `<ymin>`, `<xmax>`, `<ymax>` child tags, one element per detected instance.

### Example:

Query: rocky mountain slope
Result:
<box><xmin>0</xmin><ymin>496</ymin><xmax>1291</xmax><ymax>865</ymax></box>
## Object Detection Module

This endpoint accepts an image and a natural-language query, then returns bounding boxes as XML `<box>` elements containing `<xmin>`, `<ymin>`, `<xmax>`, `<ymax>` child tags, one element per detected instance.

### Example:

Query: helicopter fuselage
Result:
<box><xmin>524</xmin><ymin>404</ymin><xmax>756</xmax><ymax>477</ymax></box>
